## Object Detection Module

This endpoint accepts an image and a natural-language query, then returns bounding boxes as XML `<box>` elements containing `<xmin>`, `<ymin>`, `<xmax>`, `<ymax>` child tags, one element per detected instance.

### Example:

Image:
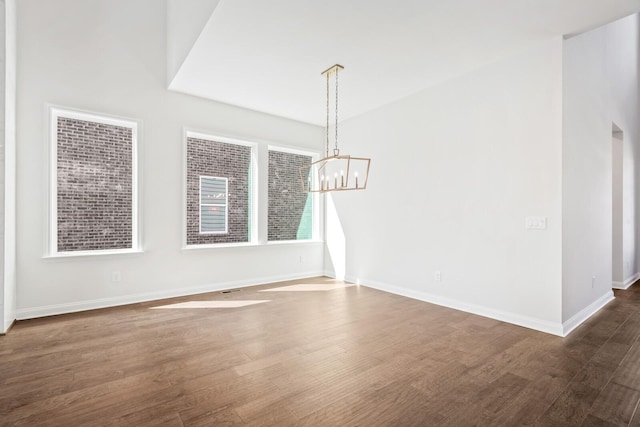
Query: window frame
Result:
<box><xmin>199</xmin><ymin>175</ymin><xmax>229</xmax><ymax>235</ymax></box>
<box><xmin>48</xmin><ymin>107</ymin><xmax>141</xmax><ymax>257</ymax></box>
<box><xmin>183</xmin><ymin>130</ymin><xmax>258</xmax><ymax>248</ymax></box>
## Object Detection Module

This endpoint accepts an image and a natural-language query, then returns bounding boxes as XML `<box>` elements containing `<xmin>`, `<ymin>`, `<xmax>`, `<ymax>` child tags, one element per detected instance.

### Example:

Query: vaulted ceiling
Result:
<box><xmin>167</xmin><ymin>0</ymin><xmax>640</xmax><ymax>125</ymax></box>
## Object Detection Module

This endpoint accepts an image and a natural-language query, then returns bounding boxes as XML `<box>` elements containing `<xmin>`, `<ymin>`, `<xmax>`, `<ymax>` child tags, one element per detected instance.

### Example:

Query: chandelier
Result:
<box><xmin>300</xmin><ymin>64</ymin><xmax>371</xmax><ymax>193</ymax></box>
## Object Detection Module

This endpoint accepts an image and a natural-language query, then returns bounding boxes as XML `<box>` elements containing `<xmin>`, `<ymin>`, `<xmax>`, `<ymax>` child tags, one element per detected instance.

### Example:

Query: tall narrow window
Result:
<box><xmin>186</xmin><ymin>133</ymin><xmax>254</xmax><ymax>245</ymax></box>
<box><xmin>268</xmin><ymin>149</ymin><xmax>314</xmax><ymax>241</ymax></box>
<box><xmin>200</xmin><ymin>176</ymin><xmax>228</xmax><ymax>234</ymax></box>
<box><xmin>51</xmin><ymin>108</ymin><xmax>139</xmax><ymax>255</ymax></box>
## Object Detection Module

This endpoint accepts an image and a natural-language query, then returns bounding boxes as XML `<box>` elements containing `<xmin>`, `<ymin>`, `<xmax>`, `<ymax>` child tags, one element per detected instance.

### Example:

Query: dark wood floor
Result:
<box><xmin>1</xmin><ymin>277</ymin><xmax>640</xmax><ymax>426</ymax></box>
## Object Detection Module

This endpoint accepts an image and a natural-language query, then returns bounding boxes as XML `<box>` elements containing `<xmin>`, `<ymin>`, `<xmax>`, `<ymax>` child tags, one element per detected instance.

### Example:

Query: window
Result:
<box><xmin>50</xmin><ymin>108</ymin><xmax>139</xmax><ymax>255</ymax></box>
<box><xmin>186</xmin><ymin>133</ymin><xmax>255</xmax><ymax>245</ymax></box>
<box><xmin>268</xmin><ymin>148</ymin><xmax>315</xmax><ymax>241</ymax></box>
<box><xmin>199</xmin><ymin>176</ymin><xmax>228</xmax><ymax>234</ymax></box>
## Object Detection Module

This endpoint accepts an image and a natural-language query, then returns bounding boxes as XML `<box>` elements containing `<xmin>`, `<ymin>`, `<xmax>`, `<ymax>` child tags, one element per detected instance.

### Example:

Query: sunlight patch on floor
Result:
<box><xmin>151</xmin><ymin>300</ymin><xmax>271</xmax><ymax>309</ymax></box>
<box><xmin>259</xmin><ymin>283</ymin><xmax>355</xmax><ymax>292</ymax></box>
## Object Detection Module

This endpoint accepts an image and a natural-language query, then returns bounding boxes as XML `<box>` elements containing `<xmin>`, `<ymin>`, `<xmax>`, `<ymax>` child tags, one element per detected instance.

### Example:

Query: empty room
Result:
<box><xmin>2</xmin><ymin>0</ymin><xmax>640</xmax><ymax>425</ymax></box>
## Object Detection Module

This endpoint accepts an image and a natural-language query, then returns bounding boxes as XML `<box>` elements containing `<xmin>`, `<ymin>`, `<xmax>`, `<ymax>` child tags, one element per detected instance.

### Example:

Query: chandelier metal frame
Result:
<box><xmin>300</xmin><ymin>64</ymin><xmax>371</xmax><ymax>194</ymax></box>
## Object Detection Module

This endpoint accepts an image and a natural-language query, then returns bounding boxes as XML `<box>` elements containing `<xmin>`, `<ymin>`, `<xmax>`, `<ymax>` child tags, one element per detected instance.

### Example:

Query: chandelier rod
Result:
<box><xmin>325</xmin><ymin>67</ymin><xmax>330</xmax><ymax>158</ymax></box>
<box><xmin>334</xmin><ymin>66</ymin><xmax>339</xmax><ymax>156</ymax></box>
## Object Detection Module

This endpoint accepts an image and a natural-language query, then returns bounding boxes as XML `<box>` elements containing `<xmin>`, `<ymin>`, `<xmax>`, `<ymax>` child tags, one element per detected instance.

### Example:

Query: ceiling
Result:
<box><xmin>168</xmin><ymin>0</ymin><xmax>640</xmax><ymax>126</ymax></box>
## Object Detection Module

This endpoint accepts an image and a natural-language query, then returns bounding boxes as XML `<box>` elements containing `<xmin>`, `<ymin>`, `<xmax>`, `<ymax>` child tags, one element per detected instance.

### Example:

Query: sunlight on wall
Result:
<box><xmin>326</xmin><ymin>194</ymin><xmax>346</xmax><ymax>280</ymax></box>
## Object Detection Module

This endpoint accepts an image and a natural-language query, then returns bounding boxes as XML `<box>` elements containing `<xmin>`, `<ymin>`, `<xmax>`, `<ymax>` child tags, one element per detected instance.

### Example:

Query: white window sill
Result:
<box><xmin>182</xmin><ymin>242</ymin><xmax>260</xmax><ymax>251</ymax></box>
<box><xmin>43</xmin><ymin>248</ymin><xmax>144</xmax><ymax>261</ymax></box>
<box><xmin>182</xmin><ymin>240</ymin><xmax>323</xmax><ymax>251</ymax></box>
<box><xmin>266</xmin><ymin>240</ymin><xmax>324</xmax><ymax>246</ymax></box>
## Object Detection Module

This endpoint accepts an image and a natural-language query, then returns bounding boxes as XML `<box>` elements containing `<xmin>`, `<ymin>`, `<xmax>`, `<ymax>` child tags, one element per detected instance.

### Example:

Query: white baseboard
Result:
<box><xmin>1</xmin><ymin>318</ymin><xmax>16</xmax><ymax>335</ymax></box>
<box><xmin>15</xmin><ymin>271</ymin><xmax>325</xmax><ymax>320</ymax></box>
<box><xmin>333</xmin><ymin>273</ymin><xmax>565</xmax><ymax>337</ymax></box>
<box><xmin>612</xmin><ymin>272</ymin><xmax>640</xmax><ymax>290</ymax></box>
<box><xmin>562</xmin><ymin>291</ymin><xmax>615</xmax><ymax>336</ymax></box>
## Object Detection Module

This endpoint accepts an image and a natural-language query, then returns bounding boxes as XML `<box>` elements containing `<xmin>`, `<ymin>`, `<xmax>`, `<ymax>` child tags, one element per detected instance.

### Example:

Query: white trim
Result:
<box><xmin>333</xmin><ymin>274</ymin><xmax>565</xmax><ymax>336</ymax></box>
<box><xmin>48</xmin><ymin>106</ymin><xmax>141</xmax><ymax>256</ymax></box>
<box><xmin>187</xmin><ymin>130</ymin><xmax>261</xmax><ymax>149</ymax></box>
<box><xmin>184</xmin><ymin>130</ymin><xmax>258</xmax><ymax>246</ymax></box>
<box><xmin>181</xmin><ymin>128</ymin><xmax>324</xmax><ymax>248</ymax></box>
<box><xmin>42</xmin><ymin>248</ymin><xmax>144</xmax><ymax>260</ymax></box>
<box><xmin>182</xmin><ymin>240</ymin><xmax>323</xmax><ymax>251</ymax></box>
<box><xmin>15</xmin><ymin>271</ymin><xmax>325</xmax><ymax>320</ymax></box>
<box><xmin>49</xmin><ymin>109</ymin><xmax>57</xmax><ymax>254</ymax></box>
<box><xmin>562</xmin><ymin>291</ymin><xmax>615</xmax><ymax>336</ymax></box>
<box><xmin>266</xmin><ymin>239</ymin><xmax>324</xmax><ymax>246</ymax></box>
<box><xmin>182</xmin><ymin>242</ymin><xmax>261</xmax><ymax>250</ymax></box>
<box><xmin>182</xmin><ymin>128</ymin><xmax>188</xmax><ymax>247</ymax></box>
<box><xmin>1</xmin><ymin>319</ymin><xmax>16</xmax><ymax>335</ymax></box>
<box><xmin>612</xmin><ymin>272</ymin><xmax>640</xmax><ymax>290</ymax></box>
<box><xmin>185</xmin><ymin>127</ymin><xmax>308</xmax><ymax>152</ymax></box>
<box><xmin>267</xmin><ymin>144</ymin><xmax>320</xmax><ymax>158</ymax></box>
<box><xmin>199</xmin><ymin>176</ymin><xmax>229</xmax><ymax>234</ymax></box>
<box><xmin>250</xmin><ymin>140</ymin><xmax>259</xmax><ymax>243</ymax></box>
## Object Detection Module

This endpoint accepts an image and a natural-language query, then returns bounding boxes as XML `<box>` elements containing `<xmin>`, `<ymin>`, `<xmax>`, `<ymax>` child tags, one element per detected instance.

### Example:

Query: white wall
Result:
<box><xmin>0</xmin><ymin>0</ymin><xmax>16</xmax><ymax>333</ymax></box>
<box><xmin>563</xmin><ymin>14</ymin><xmax>639</xmax><ymax>322</ymax></box>
<box><xmin>0</xmin><ymin>0</ymin><xmax>5</xmax><ymax>331</ymax></box>
<box><xmin>166</xmin><ymin>0</ymin><xmax>220</xmax><ymax>86</ymax></box>
<box><xmin>612</xmin><ymin>131</ymin><xmax>624</xmax><ymax>284</ymax></box>
<box><xmin>3</xmin><ymin>0</ymin><xmax>15</xmax><ymax>331</ymax></box>
<box><xmin>16</xmin><ymin>0</ymin><xmax>324</xmax><ymax>319</ymax></box>
<box><xmin>326</xmin><ymin>38</ymin><xmax>564</xmax><ymax>334</ymax></box>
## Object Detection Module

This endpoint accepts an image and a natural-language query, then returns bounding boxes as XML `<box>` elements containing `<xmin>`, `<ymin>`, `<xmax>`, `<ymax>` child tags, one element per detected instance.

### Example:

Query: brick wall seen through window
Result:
<box><xmin>56</xmin><ymin>116</ymin><xmax>134</xmax><ymax>252</ymax></box>
<box><xmin>268</xmin><ymin>150</ymin><xmax>313</xmax><ymax>241</ymax></box>
<box><xmin>186</xmin><ymin>136</ymin><xmax>252</xmax><ymax>245</ymax></box>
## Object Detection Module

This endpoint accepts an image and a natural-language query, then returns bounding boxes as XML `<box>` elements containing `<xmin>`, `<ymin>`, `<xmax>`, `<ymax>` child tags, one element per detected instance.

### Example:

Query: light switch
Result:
<box><xmin>526</xmin><ymin>216</ymin><xmax>547</xmax><ymax>230</ymax></box>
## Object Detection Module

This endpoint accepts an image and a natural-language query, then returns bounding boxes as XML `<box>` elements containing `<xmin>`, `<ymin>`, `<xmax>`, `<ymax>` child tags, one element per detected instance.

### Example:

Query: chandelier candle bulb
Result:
<box><xmin>355</xmin><ymin>172</ymin><xmax>359</xmax><ymax>189</ymax></box>
<box><xmin>334</xmin><ymin>173</ymin><xmax>338</xmax><ymax>189</ymax></box>
<box><xmin>340</xmin><ymin>170</ymin><xmax>345</xmax><ymax>187</ymax></box>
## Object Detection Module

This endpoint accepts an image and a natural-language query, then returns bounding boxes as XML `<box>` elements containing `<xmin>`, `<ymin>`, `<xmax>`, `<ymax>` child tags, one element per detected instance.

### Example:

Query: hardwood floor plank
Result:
<box><xmin>178</xmin><ymin>405</ymin><xmax>244</xmax><ymax>427</ymax></box>
<box><xmin>587</xmin><ymin>383</ymin><xmax>640</xmax><ymax>426</ymax></box>
<box><xmin>3</xmin><ymin>276</ymin><xmax>640</xmax><ymax>425</ymax></box>
<box><xmin>486</xmin><ymin>372</ymin><xmax>569</xmax><ymax>426</ymax></box>
<box><xmin>344</xmin><ymin>377</ymin><xmax>441</xmax><ymax>427</ymax></box>
<box><xmin>581</xmin><ymin>414</ymin><xmax>620</xmax><ymax>427</ymax></box>
<box><xmin>473</xmin><ymin>372</ymin><xmax>530</xmax><ymax>414</ymax></box>
<box><xmin>536</xmin><ymin>382</ymin><xmax>602</xmax><ymax>426</ymax></box>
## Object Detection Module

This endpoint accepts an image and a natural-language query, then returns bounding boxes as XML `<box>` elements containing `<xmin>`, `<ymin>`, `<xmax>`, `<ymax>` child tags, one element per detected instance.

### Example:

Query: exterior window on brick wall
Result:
<box><xmin>50</xmin><ymin>108</ymin><xmax>139</xmax><ymax>255</ymax></box>
<box><xmin>200</xmin><ymin>176</ymin><xmax>228</xmax><ymax>234</ymax></box>
<box><xmin>186</xmin><ymin>133</ymin><xmax>255</xmax><ymax>245</ymax></box>
<box><xmin>268</xmin><ymin>149</ymin><xmax>314</xmax><ymax>241</ymax></box>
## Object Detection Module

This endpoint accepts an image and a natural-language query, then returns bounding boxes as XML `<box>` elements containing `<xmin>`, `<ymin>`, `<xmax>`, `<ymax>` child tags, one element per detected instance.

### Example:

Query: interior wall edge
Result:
<box><xmin>561</xmin><ymin>290</ymin><xmax>615</xmax><ymax>336</ymax></box>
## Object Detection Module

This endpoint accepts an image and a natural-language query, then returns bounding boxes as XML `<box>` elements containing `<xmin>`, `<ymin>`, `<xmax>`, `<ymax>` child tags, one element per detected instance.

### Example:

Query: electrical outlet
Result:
<box><xmin>111</xmin><ymin>271</ymin><xmax>121</xmax><ymax>283</ymax></box>
<box><xmin>435</xmin><ymin>271</ymin><xmax>442</xmax><ymax>282</ymax></box>
<box><xmin>591</xmin><ymin>275</ymin><xmax>595</xmax><ymax>289</ymax></box>
<box><xmin>525</xmin><ymin>216</ymin><xmax>547</xmax><ymax>230</ymax></box>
